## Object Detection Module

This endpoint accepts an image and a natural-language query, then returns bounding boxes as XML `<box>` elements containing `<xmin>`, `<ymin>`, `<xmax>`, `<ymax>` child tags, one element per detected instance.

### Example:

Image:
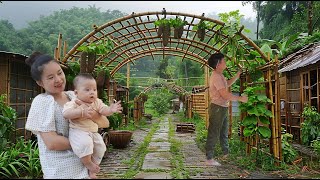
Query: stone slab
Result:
<box><xmin>141</xmin><ymin>159</ymin><xmax>172</xmax><ymax>170</ymax></box>
<box><xmin>144</xmin><ymin>152</ymin><xmax>172</xmax><ymax>160</ymax></box>
<box><xmin>134</xmin><ymin>172</ymin><xmax>172</xmax><ymax>179</ymax></box>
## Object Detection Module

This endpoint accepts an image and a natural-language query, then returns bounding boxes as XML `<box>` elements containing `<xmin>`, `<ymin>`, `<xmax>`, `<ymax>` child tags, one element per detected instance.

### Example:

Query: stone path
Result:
<box><xmin>97</xmin><ymin>114</ymin><xmax>287</xmax><ymax>179</ymax></box>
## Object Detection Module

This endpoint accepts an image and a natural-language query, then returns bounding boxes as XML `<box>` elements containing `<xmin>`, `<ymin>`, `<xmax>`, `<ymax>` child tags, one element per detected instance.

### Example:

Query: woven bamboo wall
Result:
<box><xmin>191</xmin><ymin>92</ymin><xmax>207</xmax><ymax>121</ymax></box>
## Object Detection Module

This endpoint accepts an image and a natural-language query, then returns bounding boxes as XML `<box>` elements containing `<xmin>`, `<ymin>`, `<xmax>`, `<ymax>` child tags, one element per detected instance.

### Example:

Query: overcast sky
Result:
<box><xmin>0</xmin><ymin>1</ymin><xmax>256</xmax><ymax>29</ymax></box>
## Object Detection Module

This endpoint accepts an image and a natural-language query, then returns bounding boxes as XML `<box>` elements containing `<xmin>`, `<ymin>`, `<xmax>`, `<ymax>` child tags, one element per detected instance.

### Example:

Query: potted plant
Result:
<box><xmin>154</xmin><ymin>18</ymin><xmax>171</xmax><ymax>46</ymax></box>
<box><xmin>170</xmin><ymin>16</ymin><xmax>187</xmax><ymax>39</ymax></box>
<box><xmin>95</xmin><ymin>65</ymin><xmax>110</xmax><ymax>99</ymax></box>
<box><xmin>193</xmin><ymin>20</ymin><xmax>210</xmax><ymax>41</ymax></box>
<box><xmin>104</xmin><ymin>113</ymin><xmax>133</xmax><ymax>149</ymax></box>
<box><xmin>77</xmin><ymin>38</ymin><xmax>114</xmax><ymax>73</ymax></box>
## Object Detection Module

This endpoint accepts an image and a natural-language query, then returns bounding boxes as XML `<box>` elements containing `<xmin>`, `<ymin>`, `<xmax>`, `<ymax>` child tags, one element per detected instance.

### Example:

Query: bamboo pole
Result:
<box><xmin>274</xmin><ymin>55</ymin><xmax>282</xmax><ymax>163</ymax></box>
<box><xmin>267</xmin><ymin>55</ymin><xmax>278</xmax><ymax>166</ymax></box>
<box><xmin>57</xmin><ymin>33</ymin><xmax>62</xmax><ymax>61</ymax></box>
<box><xmin>63</xmin><ymin>41</ymin><xmax>67</xmax><ymax>58</ymax></box>
<box><xmin>127</xmin><ymin>63</ymin><xmax>130</xmax><ymax>89</ymax></box>
<box><xmin>205</xmin><ymin>65</ymin><xmax>209</xmax><ymax>128</ymax></box>
<box><xmin>228</xmin><ymin>86</ymin><xmax>232</xmax><ymax>138</ymax></box>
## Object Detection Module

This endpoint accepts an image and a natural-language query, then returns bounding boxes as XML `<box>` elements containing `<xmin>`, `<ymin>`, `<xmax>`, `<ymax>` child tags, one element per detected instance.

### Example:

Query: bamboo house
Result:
<box><xmin>278</xmin><ymin>42</ymin><xmax>320</xmax><ymax>142</ymax></box>
<box><xmin>0</xmin><ymin>51</ymin><xmax>42</xmax><ymax>141</ymax></box>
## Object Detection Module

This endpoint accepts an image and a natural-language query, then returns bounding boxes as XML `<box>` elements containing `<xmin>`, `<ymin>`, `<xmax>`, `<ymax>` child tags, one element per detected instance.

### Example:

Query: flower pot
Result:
<box><xmin>197</xmin><ymin>29</ymin><xmax>205</xmax><ymax>41</ymax></box>
<box><xmin>174</xmin><ymin>26</ymin><xmax>184</xmax><ymax>39</ymax></box>
<box><xmin>107</xmin><ymin>130</ymin><xmax>133</xmax><ymax>149</ymax></box>
<box><xmin>162</xmin><ymin>25</ymin><xmax>171</xmax><ymax>46</ymax></box>
<box><xmin>157</xmin><ymin>24</ymin><xmax>164</xmax><ymax>37</ymax></box>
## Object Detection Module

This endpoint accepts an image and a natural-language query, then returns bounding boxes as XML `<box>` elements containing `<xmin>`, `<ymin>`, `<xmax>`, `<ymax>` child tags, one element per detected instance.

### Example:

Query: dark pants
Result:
<box><xmin>205</xmin><ymin>103</ymin><xmax>229</xmax><ymax>160</ymax></box>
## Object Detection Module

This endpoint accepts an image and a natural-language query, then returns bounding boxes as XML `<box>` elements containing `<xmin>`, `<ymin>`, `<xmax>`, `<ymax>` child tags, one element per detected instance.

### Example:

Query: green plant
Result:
<box><xmin>77</xmin><ymin>38</ymin><xmax>114</xmax><ymax>55</ymax></box>
<box><xmin>0</xmin><ymin>94</ymin><xmax>17</xmax><ymax>151</ymax></box>
<box><xmin>0</xmin><ymin>138</ymin><xmax>41</xmax><ymax>178</ymax></box>
<box><xmin>239</xmin><ymin>85</ymin><xmax>273</xmax><ymax>165</ymax></box>
<box><xmin>311</xmin><ymin>139</ymin><xmax>320</xmax><ymax>156</ymax></box>
<box><xmin>170</xmin><ymin>17</ymin><xmax>187</xmax><ymax>28</ymax></box>
<box><xmin>239</xmin><ymin>85</ymin><xmax>273</xmax><ymax>139</ymax></box>
<box><xmin>192</xmin><ymin>20</ymin><xmax>211</xmax><ymax>30</ymax></box>
<box><xmin>107</xmin><ymin>113</ymin><xmax>123</xmax><ymax>130</ymax></box>
<box><xmin>95</xmin><ymin>65</ymin><xmax>110</xmax><ymax>78</ymax></box>
<box><xmin>301</xmin><ymin>105</ymin><xmax>320</xmax><ymax>145</ymax></box>
<box><xmin>64</xmin><ymin>61</ymin><xmax>80</xmax><ymax>87</ymax></box>
<box><xmin>281</xmin><ymin>133</ymin><xmax>298</xmax><ymax>163</ymax></box>
<box><xmin>148</xmin><ymin>89</ymin><xmax>173</xmax><ymax>115</ymax></box>
<box><xmin>154</xmin><ymin>18</ymin><xmax>171</xmax><ymax>27</ymax></box>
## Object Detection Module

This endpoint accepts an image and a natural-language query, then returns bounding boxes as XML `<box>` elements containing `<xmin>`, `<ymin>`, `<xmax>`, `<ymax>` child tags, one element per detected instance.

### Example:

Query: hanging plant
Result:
<box><xmin>95</xmin><ymin>65</ymin><xmax>111</xmax><ymax>99</ymax></box>
<box><xmin>154</xmin><ymin>18</ymin><xmax>171</xmax><ymax>46</ymax></box>
<box><xmin>170</xmin><ymin>16</ymin><xmax>187</xmax><ymax>39</ymax></box>
<box><xmin>193</xmin><ymin>20</ymin><xmax>211</xmax><ymax>41</ymax></box>
<box><xmin>77</xmin><ymin>38</ymin><xmax>114</xmax><ymax>73</ymax></box>
<box><xmin>77</xmin><ymin>38</ymin><xmax>114</xmax><ymax>55</ymax></box>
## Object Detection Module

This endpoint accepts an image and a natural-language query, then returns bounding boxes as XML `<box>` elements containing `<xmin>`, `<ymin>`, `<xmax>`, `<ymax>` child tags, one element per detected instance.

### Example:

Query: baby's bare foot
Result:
<box><xmin>85</xmin><ymin>162</ymin><xmax>100</xmax><ymax>173</ymax></box>
<box><xmin>89</xmin><ymin>171</ymin><xmax>97</xmax><ymax>179</ymax></box>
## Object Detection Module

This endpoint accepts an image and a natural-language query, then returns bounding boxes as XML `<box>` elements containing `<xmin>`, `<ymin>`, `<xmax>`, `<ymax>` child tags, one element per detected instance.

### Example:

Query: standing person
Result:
<box><xmin>62</xmin><ymin>73</ymin><xmax>122</xmax><ymax>179</ymax></box>
<box><xmin>205</xmin><ymin>52</ymin><xmax>248</xmax><ymax>166</ymax></box>
<box><xmin>25</xmin><ymin>52</ymin><xmax>101</xmax><ymax>179</ymax></box>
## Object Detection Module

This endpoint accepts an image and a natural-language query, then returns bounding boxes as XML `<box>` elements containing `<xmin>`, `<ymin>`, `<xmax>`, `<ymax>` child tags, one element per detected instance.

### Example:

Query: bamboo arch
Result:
<box><xmin>56</xmin><ymin>10</ymin><xmax>281</xmax><ymax>165</ymax></box>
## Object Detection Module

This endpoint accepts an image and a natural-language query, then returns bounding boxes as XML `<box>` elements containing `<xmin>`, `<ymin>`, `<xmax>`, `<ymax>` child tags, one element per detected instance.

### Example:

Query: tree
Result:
<box><xmin>242</xmin><ymin>1</ymin><xmax>263</xmax><ymax>40</ymax></box>
<box><xmin>245</xmin><ymin>1</ymin><xmax>311</xmax><ymax>41</ymax></box>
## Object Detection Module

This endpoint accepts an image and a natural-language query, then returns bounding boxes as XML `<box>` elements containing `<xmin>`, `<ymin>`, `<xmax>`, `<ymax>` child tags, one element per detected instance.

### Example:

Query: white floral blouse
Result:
<box><xmin>26</xmin><ymin>91</ymin><xmax>89</xmax><ymax>179</ymax></box>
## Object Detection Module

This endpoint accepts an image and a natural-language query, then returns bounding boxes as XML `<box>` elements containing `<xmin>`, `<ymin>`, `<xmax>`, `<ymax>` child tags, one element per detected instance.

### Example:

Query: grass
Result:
<box><xmin>120</xmin><ymin>117</ymin><xmax>162</xmax><ymax>179</ymax></box>
<box><xmin>188</xmin><ymin>114</ymin><xmax>320</xmax><ymax>178</ymax></box>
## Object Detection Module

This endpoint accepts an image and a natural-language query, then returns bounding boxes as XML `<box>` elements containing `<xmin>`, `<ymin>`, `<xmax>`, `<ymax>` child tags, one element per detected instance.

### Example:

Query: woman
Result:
<box><xmin>25</xmin><ymin>52</ymin><xmax>98</xmax><ymax>178</ymax></box>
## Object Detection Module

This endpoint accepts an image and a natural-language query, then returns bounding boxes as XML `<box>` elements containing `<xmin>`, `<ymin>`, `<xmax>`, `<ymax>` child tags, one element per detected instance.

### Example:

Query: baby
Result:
<box><xmin>63</xmin><ymin>73</ymin><xmax>122</xmax><ymax>178</ymax></box>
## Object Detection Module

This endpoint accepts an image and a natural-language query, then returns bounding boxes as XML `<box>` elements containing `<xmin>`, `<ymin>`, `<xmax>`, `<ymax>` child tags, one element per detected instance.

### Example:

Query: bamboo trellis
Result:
<box><xmin>55</xmin><ymin>10</ymin><xmax>281</xmax><ymax>164</ymax></box>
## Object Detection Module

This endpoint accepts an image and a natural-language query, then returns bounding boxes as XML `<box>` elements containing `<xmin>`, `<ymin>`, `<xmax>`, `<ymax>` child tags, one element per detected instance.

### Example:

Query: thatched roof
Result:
<box><xmin>0</xmin><ymin>51</ymin><xmax>28</xmax><ymax>62</ymax></box>
<box><xmin>279</xmin><ymin>42</ymin><xmax>320</xmax><ymax>73</ymax></box>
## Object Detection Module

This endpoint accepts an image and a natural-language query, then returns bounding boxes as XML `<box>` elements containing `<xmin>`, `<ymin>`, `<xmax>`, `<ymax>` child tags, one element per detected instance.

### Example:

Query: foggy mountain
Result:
<box><xmin>0</xmin><ymin>1</ymin><xmax>258</xmax><ymax>39</ymax></box>
<box><xmin>0</xmin><ymin>1</ymin><xmax>96</xmax><ymax>29</ymax></box>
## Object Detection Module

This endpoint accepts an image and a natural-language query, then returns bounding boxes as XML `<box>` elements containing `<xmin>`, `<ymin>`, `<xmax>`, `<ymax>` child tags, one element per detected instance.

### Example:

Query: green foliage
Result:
<box><xmin>281</xmin><ymin>133</ymin><xmax>298</xmax><ymax>163</ymax></box>
<box><xmin>0</xmin><ymin>137</ymin><xmax>41</xmax><ymax>178</ymax></box>
<box><xmin>154</xmin><ymin>17</ymin><xmax>187</xmax><ymax>28</ymax></box>
<box><xmin>170</xmin><ymin>17</ymin><xmax>187</xmax><ymax>28</ymax></box>
<box><xmin>154</xmin><ymin>18</ymin><xmax>171</xmax><ymax>27</ymax></box>
<box><xmin>64</xmin><ymin>61</ymin><xmax>80</xmax><ymax>86</ymax></box>
<box><xmin>0</xmin><ymin>6</ymin><xmax>126</xmax><ymax>56</ymax></box>
<box><xmin>311</xmin><ymin>139</ymin><xmax>320</xmax><ymax>156</ymax></box>
<box><xmin>0</xmin><ymin>94</ymin><xmax>17</xmax><ymax>150</ymax></box>
<box><xmin>77</xmin><ymin>38</ymin><xmax>114</xmax><ymax>55</ymax></box>
<box><xmin>192</xmin><ymin>20</ymin><xmax>211</xmax><ymax>30</ymax></box>
<box><xmin>239</xmin><ymin>85</ymin><xmax>272</xmax><ymax>139</ymax></box>
<box><xmin>301</xmin><ymin>105</ymin><xmax>320</xmax><ymax>146</ymax></box>
<box><xmin>107</xmin><ymin>113</ymin><xmax>123</xmax><ymax>130</ymax></box>
<box><xmin>148</xmin><ymin>89</ymin><xmax>173</xmax><ymax>115</ymax></box>
<box><xmin>94</xmin><ymin>65</ymin><xmax>110</xmax><ymax>78</ymax></box>
<box><xmin>259</xmin><ymin>32</ymin><xmax>300</xmax><ymax>59</ymax></box>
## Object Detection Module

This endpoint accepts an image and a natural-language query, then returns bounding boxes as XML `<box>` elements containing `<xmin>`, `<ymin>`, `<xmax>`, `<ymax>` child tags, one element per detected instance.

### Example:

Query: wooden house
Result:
<box><xmin>0</xmin><ymin>51</ymin><xmax>42</xmax><ymax>140</ymax></box>
<box><xmin>278</xmin><ymin>42</ymin><xmax>320</xmax><ymax>142</ymax></box>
